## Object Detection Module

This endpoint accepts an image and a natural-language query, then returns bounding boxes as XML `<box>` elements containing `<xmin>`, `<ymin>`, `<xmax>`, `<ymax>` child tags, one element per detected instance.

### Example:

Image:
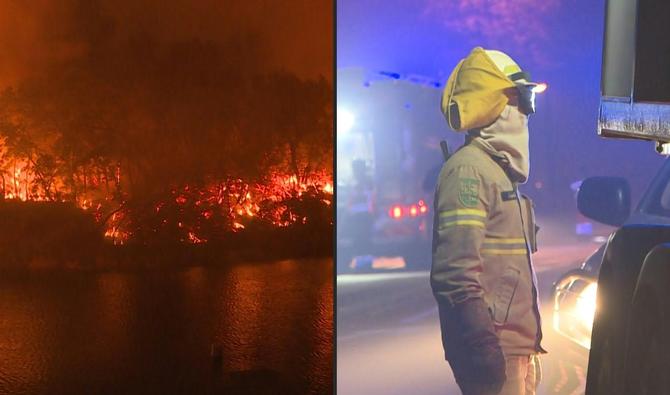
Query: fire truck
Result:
<box><xmin>336</xmin><ymin>68</ymin><xmax>461</xmax><ymax>271</ymax></box>
<box><xmin>564</xmin><ymin>0</ymin><xmax>670</xmax><ymax>393</ymax></box>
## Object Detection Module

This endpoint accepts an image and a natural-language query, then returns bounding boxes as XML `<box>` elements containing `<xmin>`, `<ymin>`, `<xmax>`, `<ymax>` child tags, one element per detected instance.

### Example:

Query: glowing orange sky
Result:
<box><xmin>0</xmin><ymin>0</ymin><xmax>333</xmax><ymax>89</ymax></box>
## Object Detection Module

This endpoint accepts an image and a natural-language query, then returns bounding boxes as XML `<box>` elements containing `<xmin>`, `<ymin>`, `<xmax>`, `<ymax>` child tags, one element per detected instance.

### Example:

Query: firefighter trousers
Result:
<box><xmin>455</xmin><ymin>354</ymin><xmax>541</xmax><ymax>395</ymax></box>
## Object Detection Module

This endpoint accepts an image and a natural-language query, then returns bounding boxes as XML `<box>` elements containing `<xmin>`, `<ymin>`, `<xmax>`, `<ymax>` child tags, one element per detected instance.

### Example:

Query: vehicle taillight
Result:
<box><xmin>389</xmin><ymin>201</ymin><xmax>429</xmax><ymax>219</ymax></box>
<box><xmin>418</xmin><ymin>200</ymin><xmax>428</xmax><ymax>214</ymax></box>
<box><xmin>390</xmin><ymin>206</ymin><xmax>403</xmax><ymax>219</ymax></box>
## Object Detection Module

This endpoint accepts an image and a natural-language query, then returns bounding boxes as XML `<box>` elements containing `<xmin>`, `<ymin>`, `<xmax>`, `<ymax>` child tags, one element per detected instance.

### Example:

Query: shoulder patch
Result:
<box><xmin>458</xmin><ymin>178</ymin><xmax>480</xmax><ymax>207</ymax></box>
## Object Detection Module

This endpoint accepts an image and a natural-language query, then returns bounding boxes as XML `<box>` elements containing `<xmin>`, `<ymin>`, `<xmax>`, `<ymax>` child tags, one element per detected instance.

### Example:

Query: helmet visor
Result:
<box><xmin>515</xmin><ymin>84</ymin><xmax>537</xmax><ymax>115</ymax></box>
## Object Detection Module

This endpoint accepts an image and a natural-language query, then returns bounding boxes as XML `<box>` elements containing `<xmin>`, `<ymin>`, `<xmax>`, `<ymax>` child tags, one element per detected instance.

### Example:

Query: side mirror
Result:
<box><xmin>577</xmin><ymin>176</ymin><xmax>631</xmax><ymax>227</ymax></box>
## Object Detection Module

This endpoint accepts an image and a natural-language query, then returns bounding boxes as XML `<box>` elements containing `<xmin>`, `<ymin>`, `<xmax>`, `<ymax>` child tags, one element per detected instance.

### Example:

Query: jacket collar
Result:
<box><xmin>468</xmin><ymin>137</ymin><xmax>518</xmax><ymax>183</ymax></box>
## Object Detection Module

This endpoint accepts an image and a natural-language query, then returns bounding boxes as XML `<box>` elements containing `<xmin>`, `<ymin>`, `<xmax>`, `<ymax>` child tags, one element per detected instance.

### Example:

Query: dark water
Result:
<box><xmin>0</xmin><ymin>259</ymin><xmax>333</xmax><ymax>395</ymax></box>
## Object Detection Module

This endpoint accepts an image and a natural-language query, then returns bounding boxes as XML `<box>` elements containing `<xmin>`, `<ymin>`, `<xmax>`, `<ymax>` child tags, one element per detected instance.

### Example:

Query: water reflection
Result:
<box><xmin>218</xmin><ymin>263</ymin><xmax>264</xmax><ymax>372</ymax></box>
<box><xmin>0</xmin><ymin>284</ymin><xmax>48</xmax><ymax>394</ymax></box>
<box><xmin>0</xmin><ymin>258</ymin><xmax>332</xmax><ymax>394</ymax></box>
<box><xmin>95</xmin><ymin>273</ymin><xmax>135</xmax><ymax>362</ymax></box>
<box><xmin>309</xmin><ymin>267</ymin><xmax>335</xmax><ymax>394</ymax></box>
<box><xmin>213</xmin><ymin>259</ymin><xmax>334</xmax><ymax>393</ymax></box>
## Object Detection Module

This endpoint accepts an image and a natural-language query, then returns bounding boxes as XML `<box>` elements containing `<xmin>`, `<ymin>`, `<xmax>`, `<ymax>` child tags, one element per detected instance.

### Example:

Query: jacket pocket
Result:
<box><xmin>491</xmin><ymin>266</ymin><xmax>521</xmax><ymax>325</ymax></box>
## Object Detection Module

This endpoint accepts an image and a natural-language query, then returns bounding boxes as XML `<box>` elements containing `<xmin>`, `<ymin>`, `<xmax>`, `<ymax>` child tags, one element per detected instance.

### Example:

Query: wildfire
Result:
<box><xmin>104</xmin><ymin>212</ymin><xmax>131</xmax><ymax>245</ymax></box>
<box><xmin>187</xmin><ymin>231</ymin><xmax>206</xmax><ymax>244</ymax></box>
<box><xmin>0</xmin><ymin>145</ymin><xmax>332</xmax><ymax>245</ymax></box>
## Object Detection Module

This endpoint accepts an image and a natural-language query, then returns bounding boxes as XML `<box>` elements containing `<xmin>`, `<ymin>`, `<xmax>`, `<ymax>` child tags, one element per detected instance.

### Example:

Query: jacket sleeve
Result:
<box><xmin>430</xmin><ymin>164</ymin><xmax>506</xmax><ymax>388</ymax></box>
<box><xmin>430</xmin><ymin>164</ymin><xmax>491</xmax><ymax>307</ymax></box>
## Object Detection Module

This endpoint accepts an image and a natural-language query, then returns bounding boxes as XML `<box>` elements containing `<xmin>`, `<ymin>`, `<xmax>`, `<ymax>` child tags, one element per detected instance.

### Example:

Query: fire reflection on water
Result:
<box><xmin>0</xmin><ymin>285</ymin><xmax>48</xmax><ymax>394</ymax></box>
<box><xmin>216</xmin><ymin>264</ymin><xmax>264</xmax><ymax>373</ymax></box>
<box><xmin>0</xmin><ymin>259</ymin><xmax>332</xmax><ymax>393</ymax></box>
<box><xmin>94</xmin><ymin>273</ymin><xmax>136</xmax><ymax>364</ymax></box>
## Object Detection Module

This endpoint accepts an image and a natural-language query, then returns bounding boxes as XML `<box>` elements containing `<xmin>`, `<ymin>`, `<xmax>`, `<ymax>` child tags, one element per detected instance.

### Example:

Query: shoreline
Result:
<box><xmin>0</xmin><ymin>225</ymin><xmax>333</xmax><ymax>275</ymax></box>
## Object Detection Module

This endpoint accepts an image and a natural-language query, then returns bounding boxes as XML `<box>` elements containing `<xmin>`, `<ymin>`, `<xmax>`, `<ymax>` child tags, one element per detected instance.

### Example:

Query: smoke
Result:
<box><xmin>0</xmin><ymin>0</ymin><xmax>332</xmax><ymax>89</ymax></box>
<box><xmin>422</xmin><ymin>0</ymin><xmax>566</xmax><ymax>66</ymax></box>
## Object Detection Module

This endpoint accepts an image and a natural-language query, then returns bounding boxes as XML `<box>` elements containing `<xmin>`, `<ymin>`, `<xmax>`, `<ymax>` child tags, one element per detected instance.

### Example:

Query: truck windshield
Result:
<box><xmin>638</xmin><ymin>159</ymin><xmax>670</xmax><ymax>218</ymax></box>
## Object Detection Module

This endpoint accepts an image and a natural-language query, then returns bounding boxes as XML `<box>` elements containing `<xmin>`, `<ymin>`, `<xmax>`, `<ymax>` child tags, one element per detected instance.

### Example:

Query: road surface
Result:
<box><xmin>337</xmin><ymin>241</ymin><xmax>600</xmax><ymax>395</ymax></box>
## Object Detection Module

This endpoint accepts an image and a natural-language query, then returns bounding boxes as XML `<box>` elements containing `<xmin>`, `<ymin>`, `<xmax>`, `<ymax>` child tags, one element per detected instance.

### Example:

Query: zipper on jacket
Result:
<box><xmin>514</xmin><ymin>186</ymin><xmax>546</xmax><ymax>353</ymax></box>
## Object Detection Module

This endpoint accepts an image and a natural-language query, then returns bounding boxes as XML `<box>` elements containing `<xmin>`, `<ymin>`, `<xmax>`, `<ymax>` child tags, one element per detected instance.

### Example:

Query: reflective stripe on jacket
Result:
<box><xmin>430</xmin><ymin>141</ymin><xmax>544</xmax><ymax>357</ymax></box>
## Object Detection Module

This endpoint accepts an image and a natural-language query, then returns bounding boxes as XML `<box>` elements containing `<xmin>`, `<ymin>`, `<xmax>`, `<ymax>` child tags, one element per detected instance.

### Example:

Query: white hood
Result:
<box><xmin>472</xmin><ymin>105</ymin><xmax>530</xmax><ymax>183</ymax></box>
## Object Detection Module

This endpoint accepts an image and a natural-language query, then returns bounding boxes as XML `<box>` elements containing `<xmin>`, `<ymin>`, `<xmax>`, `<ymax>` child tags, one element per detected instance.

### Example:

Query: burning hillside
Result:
<box><xmin>0</xmin><ymin>7</ymin><xmax>332</xmax><ymax>246</ymax></box>
<box><xmin>0</xmin><ymin>138</ymin><xmax>332</xmax><ymax>245</ymax></box>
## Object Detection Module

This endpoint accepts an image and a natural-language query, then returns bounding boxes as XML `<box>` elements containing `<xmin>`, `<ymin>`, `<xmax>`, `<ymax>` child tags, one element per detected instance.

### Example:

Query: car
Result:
<box><xmin>552</xmin><ymin>244</ymin><xmax>604</xmax><ymax>349</ymax></box>
<box><xmin>553</xmin><ymin>159</ymin><xmax>670</xmax><ymax>350</ymax></box>
<box><xmin>549</xmin><ymin>157</ymin><xmax>670</xmax><ymax>394</ymax></box>
<box><xmin>564</xmin><ymin>1</ymin><xmax>670</xmax><ymax>392</ymax></box>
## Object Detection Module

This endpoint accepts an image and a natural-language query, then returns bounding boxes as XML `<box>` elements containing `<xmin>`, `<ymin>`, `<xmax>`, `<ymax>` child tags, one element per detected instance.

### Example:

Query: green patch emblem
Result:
<box><xmin>459</xmin><ymin>178</ymin><xmax>480</xmax><ymax>207</ymax></box>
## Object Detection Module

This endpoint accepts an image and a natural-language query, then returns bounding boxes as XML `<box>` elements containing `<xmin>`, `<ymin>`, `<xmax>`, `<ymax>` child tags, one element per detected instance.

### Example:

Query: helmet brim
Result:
<box><xmin>515</xmin><ymin>81</ymin><xmax>547</xmax><ymax>93</ymax></box>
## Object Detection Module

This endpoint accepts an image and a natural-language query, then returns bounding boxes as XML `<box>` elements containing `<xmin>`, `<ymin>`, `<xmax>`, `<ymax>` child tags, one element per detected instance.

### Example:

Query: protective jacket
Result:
<box><xmin>430</xmin><ymin>138</ymin><xmax>545</xmax><ymax>358</ymax></box>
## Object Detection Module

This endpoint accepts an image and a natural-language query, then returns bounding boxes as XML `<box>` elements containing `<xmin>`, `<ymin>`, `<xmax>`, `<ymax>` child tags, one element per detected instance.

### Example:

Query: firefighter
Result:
<box><xmin>347</xmin><ymin>159</ymin><xmax>375</xmax><ymax>260</ymax></box>
<box><xmin>431</xmin><ymin>47</ymin><xmax>545</xmax><ymax>395</ymax></box>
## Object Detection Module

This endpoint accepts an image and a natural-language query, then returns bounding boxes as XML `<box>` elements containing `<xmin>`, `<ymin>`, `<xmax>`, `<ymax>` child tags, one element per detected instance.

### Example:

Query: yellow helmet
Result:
<box><xmin>484</xmin><ymin>50</ymin><xmax>537</xmax><ymax>87</ymax></box>
<box><xmin>442</xmin><ymin>48</ymin><xmax>546</xmax><ymax>130</ymax></box>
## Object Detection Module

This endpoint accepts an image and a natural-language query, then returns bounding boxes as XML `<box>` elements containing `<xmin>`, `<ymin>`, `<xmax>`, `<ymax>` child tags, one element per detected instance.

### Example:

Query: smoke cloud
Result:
<box><xmin>0</xmin><ymin>0</ymin><xmax>332</xmax><ymax>89</ymax></box>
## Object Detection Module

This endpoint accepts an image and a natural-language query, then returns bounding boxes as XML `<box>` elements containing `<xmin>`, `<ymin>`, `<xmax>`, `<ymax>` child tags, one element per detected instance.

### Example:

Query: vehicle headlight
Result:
<box><xmin>575</xmin><ymin>282</ymin><xmax>598</xmax><ymax>329</ymax></box>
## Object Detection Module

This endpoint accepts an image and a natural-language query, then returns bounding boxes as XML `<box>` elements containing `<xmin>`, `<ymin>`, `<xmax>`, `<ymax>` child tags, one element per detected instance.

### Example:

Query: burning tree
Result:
<box><xmin>0</xmin><ymin>31</ymin><xmax>332</xmax><ymax>245</ymax></box>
